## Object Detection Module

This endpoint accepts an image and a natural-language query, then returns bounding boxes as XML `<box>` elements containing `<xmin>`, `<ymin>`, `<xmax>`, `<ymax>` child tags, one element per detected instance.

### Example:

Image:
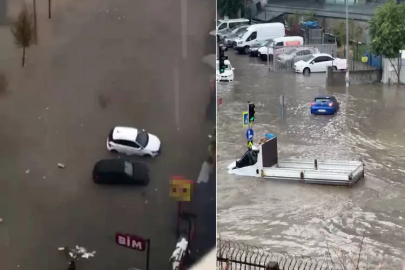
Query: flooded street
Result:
<box><xmin>217</xmin><ymin>53</ymin><xmax>405</xmax><ymax>268</ymax></box>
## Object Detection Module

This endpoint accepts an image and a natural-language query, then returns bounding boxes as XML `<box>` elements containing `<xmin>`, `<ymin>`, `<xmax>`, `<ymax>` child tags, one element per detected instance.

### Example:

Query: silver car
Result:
<box><xmin>276</xmin><ymin>47</ymin><xmax>320</xmax><ymax>66</ymax></box>
<box><xmin>223</xmin><ymin>25</ymin><xmax>249</xmax><ymax>48</ymax></box>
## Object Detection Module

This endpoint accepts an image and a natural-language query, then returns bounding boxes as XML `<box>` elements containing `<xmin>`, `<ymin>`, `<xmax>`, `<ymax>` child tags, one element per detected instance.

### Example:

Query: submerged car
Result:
<box><xmin>294</xmin><ymin>53</ymin><xmax>347</xmax><ymax>74</ymax></box>
<box><xmin>276</xmin><ymin>47</ymin><xmax>319</xmax><ymax>66</ymax></box>
<box><xmin>310</xmin><ymin>95</ymin><xmax>340</xmax><ymax>115</ymax></box>
<box><xmin>216</xmin><ymin>59</ymin><xmax>235</xmax><ymax>82</ymax></box>
<box><xmin>107</xmin><ymin>126</ymin><xmax>161</xmax><ymax>157</ymax></box>
<box><xmin>223</xmin><ymin>25</ymin><xmax>249</xmax><ymax>48</ymax></box>
<box><xmin>92</xmin><ymin>159</ymin><xmax>149</xmax><ymax>185</ymax></box>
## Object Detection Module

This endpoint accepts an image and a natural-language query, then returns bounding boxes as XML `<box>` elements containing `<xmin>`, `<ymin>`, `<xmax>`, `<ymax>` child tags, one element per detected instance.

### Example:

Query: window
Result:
<box><xmin>276</xmin><ymin>42</ymin><xmax>283</xmax><ymax>46</ymax></box>
<box><xmin>124</xmin><ymin>161</ymin><xmax>134</xmax><ymax>177</ymax></box>
<box><xmin>313</xmin><ymin>57</ymin><xmax>323</xmax><ymax>63</ymax></box>
<box><xmin>218</xmin><ymin>23</ymin><xmax>227</xmax><ymax>30</ymax></box>
<box><xmin>297</xmin><ymin>50</ymin><xmax>310</xmax><ymax>56</ymax></box>
<box><xmin>324</xmin><ymin>56</ymin><xmax>334</xmax><ymax>61</ymax></box>
<box><xmin>229</xmin><ymin>22</ymin><xmax>237</xmax><ymax>30</ymax></box>
<box><xmin>246</xmin><ymin>31</ymin><xmax>257</xmax><ymax>41</ymax></box>
<box><xmin>135</xmin><ymin>131</ymin><xmax>149</xmax><ymax>148</ymax></box>
<box><xmin>315</xmin><ymin>98</ymin><xmax>331</xmax><ymax>103</ymax></box>
<box><xmin>117</xmin><ymin>140</ymin><xmax>139</xmax><ymax>148</ymax></box>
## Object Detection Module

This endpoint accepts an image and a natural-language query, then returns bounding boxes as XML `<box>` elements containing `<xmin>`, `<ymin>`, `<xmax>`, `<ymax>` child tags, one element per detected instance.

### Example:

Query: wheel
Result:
<box><xmin>244</xmin><ymin>46</ymin><xmax>250</xmax><ymax>54</ymax></box>
<box><xmin>332</xmin><ymin>66</ymin><xmax>337</xmax><ymax>70</ymax></box>
<box><xmin>303</xmin><ymin>68</ymin><xmax>310</xmax><ymax>75</ymax></box>
<box><xmin>109</xmin><ymin>149</ymin><xmax>118</xmax><ymax>153</ymax></box>
<box><xmin>232</xmin><ymin>43</ymin><xmax>237</xmax><ymax>49</ymax></box>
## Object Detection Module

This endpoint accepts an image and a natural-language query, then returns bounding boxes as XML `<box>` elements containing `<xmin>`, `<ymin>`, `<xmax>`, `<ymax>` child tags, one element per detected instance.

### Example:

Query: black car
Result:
<box><xmin>92</xmin><ymin>159</ymin><xmax>149</xmax><ymax>185</ymax></box>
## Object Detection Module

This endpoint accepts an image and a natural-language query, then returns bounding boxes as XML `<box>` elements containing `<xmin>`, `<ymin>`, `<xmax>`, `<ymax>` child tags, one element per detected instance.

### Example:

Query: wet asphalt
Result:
<box><xmin>0</xmin><ymin>0</ymin><xmax>215</xmax><ymax>269</ymax></box>
<box><xmin>217</xmin><ymin>52</ymin><xmax>405</xmax><ymax>268</ymax></box>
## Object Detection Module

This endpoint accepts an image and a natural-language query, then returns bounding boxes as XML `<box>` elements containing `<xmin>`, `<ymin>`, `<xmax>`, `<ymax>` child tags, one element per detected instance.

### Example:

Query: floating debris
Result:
<box><xmin>25</xmin><ymin>170</ymin><xmax>30</xmax><ymax>174</ymax></box>
<box><xmin>57</xmin><ymin>163</ymin><xmax>65</xmax><ymax>169</ymax></box>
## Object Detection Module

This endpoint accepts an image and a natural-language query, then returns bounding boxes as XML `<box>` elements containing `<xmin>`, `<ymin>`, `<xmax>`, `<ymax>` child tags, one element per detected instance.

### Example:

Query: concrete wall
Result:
<box><xmin>326</xmin><ymin>67</ymin><xmax>381</xmax><ymax>86</ymax></box>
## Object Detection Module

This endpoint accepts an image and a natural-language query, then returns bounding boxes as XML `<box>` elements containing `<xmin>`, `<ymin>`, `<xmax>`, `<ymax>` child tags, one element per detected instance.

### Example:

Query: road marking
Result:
<box><xmin>174</xmin><ymin>67</ymin><xmax>180</xmax><ymax>129</ymax></box>
<box><xmin>181</xmin><ymin>0</ymin><xmax>187</xmax><ymax>59</ymax></box>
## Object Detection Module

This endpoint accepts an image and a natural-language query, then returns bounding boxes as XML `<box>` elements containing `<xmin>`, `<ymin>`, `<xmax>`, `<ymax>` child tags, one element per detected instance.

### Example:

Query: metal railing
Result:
<box><xmin>217</xmin><ymin>239</ymin><xmax>380</xmax><ymax>270</ymax></box>
<box><xmin>265</xmin><ymin>0</ymin><xmax>388</xmax><ymax>16</ymax></box>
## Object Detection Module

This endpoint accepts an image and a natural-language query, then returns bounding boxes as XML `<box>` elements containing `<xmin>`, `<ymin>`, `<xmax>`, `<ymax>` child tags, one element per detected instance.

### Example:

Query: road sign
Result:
<box><xmin>247</xmin><ymin>140</ymin><xmax>253</xmax><ymax>148</ymax></box>
<box><xmin>246</xmin><ymin>129</ymin><xmax>254</xmax><ymax>140</ymax></box>
<box><xmin>243</xmin><ymin>111</ymin><xmax>248</xmax><ymax>127</ymax></box>
<box><xmin>170</xmin><ymin>176</ymin><xmax>193</xmax><ymax>202</ymax></box>
<box><xmin>361</xmin><ymin>56</ymin><xmax>368</xmax><ymax>63</ymax></box>
<box><xmin>116</xmin><ymin>233</ymin><xmax>147</xmax><ymax>251</ymax></box>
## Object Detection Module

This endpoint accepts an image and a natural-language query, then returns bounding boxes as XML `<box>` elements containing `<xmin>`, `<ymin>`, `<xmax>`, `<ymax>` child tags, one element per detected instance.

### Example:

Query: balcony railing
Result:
<box><xmin>266</xmin><ymin>0</ymin><xmax>390</xmax><ymax>16</ymax></box>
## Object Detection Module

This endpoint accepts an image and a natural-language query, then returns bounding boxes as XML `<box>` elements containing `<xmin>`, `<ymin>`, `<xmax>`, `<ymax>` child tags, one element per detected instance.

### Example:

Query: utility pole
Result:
<box><xmin>48</xmin><ymin>0</ymin><xmax>51</xmax><ymax>18</ymax></box>
<box><xmin>345</xmin><ymin>0</ymin><xmax>349</xmax><ymax>88</ymax></box>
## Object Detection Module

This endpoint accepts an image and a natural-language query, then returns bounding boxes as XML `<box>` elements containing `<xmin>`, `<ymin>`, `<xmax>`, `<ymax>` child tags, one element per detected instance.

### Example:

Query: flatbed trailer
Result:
<box><xmin>228</xmin><ymin>135</ymin><xmax>365</xmax><ymax>187</ymax></box>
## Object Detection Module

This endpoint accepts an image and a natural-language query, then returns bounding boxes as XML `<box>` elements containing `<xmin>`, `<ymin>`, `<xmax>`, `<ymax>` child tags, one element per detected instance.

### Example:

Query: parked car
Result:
<box><xmin>216</xmin><ymin>59</ymin><xmax>235</xmax><ymax>82</ymax></box>
<box><xmin>92</xmin><ymin>159</ymin><xmax>149</xmax><ymax>185</ymax></box>
<box><xmin>234</xmin><ymin>23</ymin><xmax>285</xmax><ymax>54</ymax></box>
<box><xmin>310</xmin><ymin>95</ymin><xmax>340</xmax><ymax>115</ymax></box>
<box><xmin>258</xmin><ymin>36</ymin><xmax>304</xmax><ymax>61</ymax></box>
<box><xmin>210</xmin><ymin>18</ymin><xmax>250</xmax><ymax>38</ymax></box>
<box><xmin>249</xmin><ymin>39</ymin><xmax>273</xmax><ymax>57</ymax></box>
<box><xmin>276</xmin><ymin>47</ymin><xmax>319</xmax><ymax>66</ymax></box>
<box><xmin>293</xmin><ymin>53</ymin><xmax>347</xmax><ymax>74</ymax></box>
<box><xmin>107</xmin><ymin>126</ymin><xmax>161</xmax><ymax>157</ymax></box>
<box><xmin>223</xmin><ymin>25</ymin><xmax>249</xmax><ymax>48</ymax></box>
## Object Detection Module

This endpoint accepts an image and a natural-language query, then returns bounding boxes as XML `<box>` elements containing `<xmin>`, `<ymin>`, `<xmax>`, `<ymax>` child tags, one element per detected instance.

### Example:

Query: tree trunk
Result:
<box><xmin>22</xmin><ymin>47</ymin><xmax>25</xmax><ymax>67</ymax></box>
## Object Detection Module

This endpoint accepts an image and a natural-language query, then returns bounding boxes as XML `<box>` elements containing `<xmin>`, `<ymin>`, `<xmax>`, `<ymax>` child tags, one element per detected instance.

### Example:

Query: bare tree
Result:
<box><xmin>11</xmin><ymin>5</ymin><xmax>35</xmax><ymax>67</ymax></box>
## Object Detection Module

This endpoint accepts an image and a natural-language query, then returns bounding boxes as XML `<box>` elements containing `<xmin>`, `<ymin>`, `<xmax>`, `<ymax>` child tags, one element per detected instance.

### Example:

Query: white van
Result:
<box><xmin>233</xmin><ymin>23</ymin><xmax>285</xmax><ymax>54</ymax></box>
<box><xmin>258</xmin><ymin>36</ymin><xmax>304</xmax><ymax>61</ymax></box>
<box><xmin>210</xmin><ymin>18</ymin><xmax>250</xmax><ymax>36</ymax></box>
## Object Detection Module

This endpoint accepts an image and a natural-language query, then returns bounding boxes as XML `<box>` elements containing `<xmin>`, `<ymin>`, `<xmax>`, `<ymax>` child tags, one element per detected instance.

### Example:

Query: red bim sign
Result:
<box><xmin>115</xmin><ymin>233</ymin><xmax>147</xmax><ymax>251</ymax></box>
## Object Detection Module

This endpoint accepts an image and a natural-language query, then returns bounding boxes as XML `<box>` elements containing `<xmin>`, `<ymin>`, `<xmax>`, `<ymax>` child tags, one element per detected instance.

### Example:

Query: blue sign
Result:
<box><xmin>246</xmin><ymin>129</ymin><xmax>254</xmax><ymax>140</ymax></box>
<box><xmin>243</xmin><ymin>111</ymin><xmax>248</xmax><ymax>127</ymax></box>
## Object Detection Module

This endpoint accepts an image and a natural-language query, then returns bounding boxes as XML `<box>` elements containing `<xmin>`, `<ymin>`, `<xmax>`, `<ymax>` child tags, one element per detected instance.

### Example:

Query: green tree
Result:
<box><xmin>369</xmin><ymin>0</ymin><xmax>405</xmax><ymax>85</ymax></box>
<box><xmin>217</xmin><ymin>0</ymin><xmax>243</xmax><ymax>18</ymax></box>
<box><xmin>11</xmin><ymin>5</ymin><xmax>35</xmax><ymax>67</ymax></box>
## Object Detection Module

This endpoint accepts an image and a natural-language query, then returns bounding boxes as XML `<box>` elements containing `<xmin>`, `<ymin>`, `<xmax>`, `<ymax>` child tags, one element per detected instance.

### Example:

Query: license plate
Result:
<box><xmin>318</xmin><ymin>109</ymin><xmax>326</xmax><ymax>112</ymax></box>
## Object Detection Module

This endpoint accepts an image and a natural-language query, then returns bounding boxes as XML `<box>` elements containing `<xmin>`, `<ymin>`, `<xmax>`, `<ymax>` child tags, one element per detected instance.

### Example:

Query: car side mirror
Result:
<box><xmin>310</xmin><ymin>61</ymin><xmax>314</xmax><ymax>65</ymax></box>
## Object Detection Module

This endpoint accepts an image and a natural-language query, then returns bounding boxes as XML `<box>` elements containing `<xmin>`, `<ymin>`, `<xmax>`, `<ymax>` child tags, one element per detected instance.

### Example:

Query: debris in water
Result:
<box><xmin>145</xmin><ymin>200</ymin><xmax>148</xmax><ymax>204</ymax></box>
<box><xmin>46</xmin><ymin>107</ymin><xmax>49</xmax><ymax>110</ymax></box>
<box><xmin>25</xmin><ymin>170</ymin><xmax>30</xmax><ymax>174</ymax></box>
<box><xmin>58</xmin><ymin>163</ymin><xmax>65</xmax><ymax>169</ymax></box>
<box><xmin>400</xmin><ymin>216</ymin><xmax>403</xmax><ymax>219</ymax></box>
<box><xmin>155</xmin><ymin>188</ymin><xmax>158</xmax><ymax>191</ymax></box>
<box><xmin>39</xmin><ymin>117</ymin><xmax>41</xmax><ymax>120</ymax></box>
<box><xmin>0</xmin><ymin>218</ymin><xmax>3</xmax><ymax>223</ymax></box>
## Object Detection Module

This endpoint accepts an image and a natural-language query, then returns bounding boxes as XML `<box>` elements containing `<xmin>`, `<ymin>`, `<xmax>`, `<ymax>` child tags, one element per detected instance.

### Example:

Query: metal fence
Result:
<box><xmin>263</xmin><ymin>43</ymin><xmax>337</xmax><ymax>71</ymax></box>
<box><xmin>217</xmin><ymin>239</ymin><xmax>376</xmax><ymax>270</ymax></box>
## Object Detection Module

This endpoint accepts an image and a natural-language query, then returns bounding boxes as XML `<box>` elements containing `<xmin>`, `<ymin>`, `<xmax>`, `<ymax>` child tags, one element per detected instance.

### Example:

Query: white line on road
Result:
<box><xmin>181</xmin><ymin>0</ymin><xmax>187</xmax><ymax>59</ymax></box>
<box><xmin>174</xmin><ymin>67</ymin><xmax>180</xmax><ymax>129</ymax></box>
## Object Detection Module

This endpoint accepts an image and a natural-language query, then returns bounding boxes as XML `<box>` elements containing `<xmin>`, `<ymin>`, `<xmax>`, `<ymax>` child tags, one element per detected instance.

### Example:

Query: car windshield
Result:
<box><xmin>315</xmin><ymin>98</ymin><xmax>331</xmax><ymax>103</ymax></box>
<box><xmin>303</xmin><ymin>55</ymin><xmax>314</xmax><ymax>62</ymax></box>
<box><xmin>216</xmin><ymin>64</ymin><xmax>230</xmax><ymax>70</ymax></box>
<box><xmin>135</xmin><ymin>131</ymin><xmax>149</xmax><ymax>148</ymax></box>
<box><xmin>216</xmin><ymin>20</ymin><xmax>222</xmax><ymax>26</ymax></box>
<box><xmin>124</xmin><ymin>161</ymin><xmax>133</xmax><ymax>177</ymax></box>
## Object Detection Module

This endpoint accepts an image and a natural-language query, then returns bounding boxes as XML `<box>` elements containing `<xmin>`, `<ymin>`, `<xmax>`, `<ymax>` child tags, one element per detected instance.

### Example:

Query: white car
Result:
<box><xmin>293</xmin><ymin>53</ymin><xmax>347</xmax><ymax>74</ymax></box>
<box><xmin>107</xmin><ymin>126</ymin><xmax>161</xmax><ymax>157</ymax></box>
<box><xmin>276</xmin><ymin>47</ymin><xmax>320</xmax><ymax>65</ymax></box>
<box><xmin>216</xmin><ymin>59</ymin><xmax>235</xmax><ymax>82</ymax></box>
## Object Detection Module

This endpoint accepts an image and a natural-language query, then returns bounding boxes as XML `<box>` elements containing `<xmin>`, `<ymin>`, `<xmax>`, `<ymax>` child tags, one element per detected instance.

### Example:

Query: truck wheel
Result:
<box><xmin>244</xmin><ymin>46</ymin><xmax>250</xmax><ymax>54</ymax></box>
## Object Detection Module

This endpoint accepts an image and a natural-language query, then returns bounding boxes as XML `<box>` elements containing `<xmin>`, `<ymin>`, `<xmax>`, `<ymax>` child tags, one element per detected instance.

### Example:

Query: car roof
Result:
<box><xmin>219</xmin><ymin>18</ymin><xmax>249</xmax><ymax>23</ymax></box>
<box><xmin>315</xmin><ymin>95</ymin><xmax>336</xmax><ymax>99</ymax></box>
<box><xmin>216</xmin><ymin>60</ymin><xmax>231</xmax><ymax>65</ymax></box>
<box><xmin>312</xmin><ymin>53</ymin><xmax>332</xmax><ymax>57</ymax></box>
<box><xmin>112</xmin><ymin>126</ymin><xmax>138</xmax><ymax>141</ymax></box>
<box><xmin>94</xmin><ymin>159</ymin><xmax>125</xmax><ymax>174</ymax></box>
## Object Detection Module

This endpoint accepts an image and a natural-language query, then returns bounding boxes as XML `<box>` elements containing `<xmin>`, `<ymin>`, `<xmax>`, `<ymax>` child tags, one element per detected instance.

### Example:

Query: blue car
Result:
<box><xmin>310</xmin><ymin>95</ymin><xmax>340</xmax><ymax>115</ymax></box>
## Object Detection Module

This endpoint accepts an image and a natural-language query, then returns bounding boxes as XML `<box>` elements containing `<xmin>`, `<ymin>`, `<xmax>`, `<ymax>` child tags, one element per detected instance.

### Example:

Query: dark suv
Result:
<box><xmin>92</xmin><ymin>159</ymin><xmax>149</xmax><ymax>185</ymax></box>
